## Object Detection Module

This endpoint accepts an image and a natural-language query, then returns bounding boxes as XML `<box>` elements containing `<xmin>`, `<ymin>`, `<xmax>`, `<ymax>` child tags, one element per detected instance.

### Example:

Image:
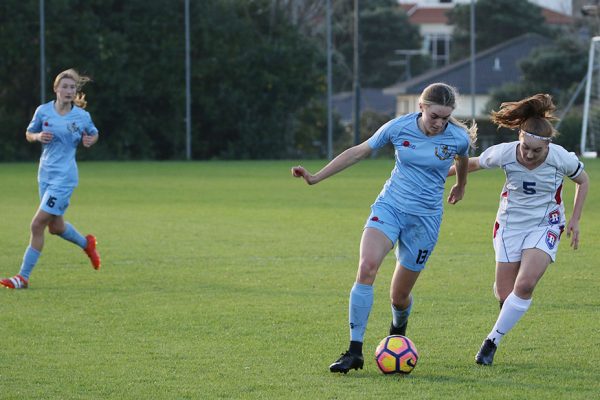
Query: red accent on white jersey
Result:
<box><xmin>478</xmin><ymin>142</ymin><xmax>583</xmax><ymax>230</ymax></box>
<box><xmin>554</xmin><ymin>183</ymin><xmax>562</xmax><ymax>205</ymax></box>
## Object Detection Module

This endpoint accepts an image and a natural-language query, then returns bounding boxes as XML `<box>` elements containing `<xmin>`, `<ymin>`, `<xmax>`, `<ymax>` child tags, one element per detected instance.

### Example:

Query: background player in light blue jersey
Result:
<box><xmin>1</xmin><ymin>69</ymin><xmax>101</xmax><ymax>289</ymax></box>
<box><xmin>292</xmin><ymin>83</ymin><xmax>477</xmax><ymax>373</ymax></box>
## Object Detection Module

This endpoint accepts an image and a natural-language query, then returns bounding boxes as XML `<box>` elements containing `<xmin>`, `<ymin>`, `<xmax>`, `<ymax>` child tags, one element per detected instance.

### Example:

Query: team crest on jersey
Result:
<box><xmin>67</xmin><ymin>122</ymin><xmax>80</xmax><ymax>135</ymax></box>
<box><xmin>434</xmin><ymin>144</ymin><xmax>452</xmax><ymax>160</ymax></box>
<box><xmin>545</xmin><ymin>230</ymin><xmax>558</xmax><ymax>249</ymax></box>
<box><xmin>548</xmin><ymin>209</ymin><xmax>561</xmax><ymax>225</ymax></box>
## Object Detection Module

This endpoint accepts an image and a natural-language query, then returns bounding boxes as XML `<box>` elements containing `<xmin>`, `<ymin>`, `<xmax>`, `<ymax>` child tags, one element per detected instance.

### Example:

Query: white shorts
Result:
<box><xmin>492</xmin><ymin>222</ymin><xmax>564</xmax><ymax>263</ymax></box>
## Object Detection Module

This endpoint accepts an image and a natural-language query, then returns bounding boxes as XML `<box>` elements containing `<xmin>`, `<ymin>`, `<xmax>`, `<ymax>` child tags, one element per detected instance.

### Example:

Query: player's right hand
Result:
<box><xmin>291</xmin><ymin>166</ymin><xmax>305</xmax><ymax>178</ymax></box>
<box><xmin>291</xmin><ymin>166</ymin><xmax>317</xmax><ymax>185</ymax></box>
<box><xmin>39</xmin><ymin>131</ymin><xmax>53</xmax><ymax>144</ymax></box>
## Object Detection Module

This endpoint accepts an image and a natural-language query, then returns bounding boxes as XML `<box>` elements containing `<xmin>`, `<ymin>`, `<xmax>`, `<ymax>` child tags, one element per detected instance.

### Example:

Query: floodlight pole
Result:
<box><xmin>352</xmin><ymin>0</ymin><xmax>361</xmax><ymax>145</ymax></box>
<box><xmin>326</xmin><ymin>0</ymin><xmax>333</xmax><ymax>160</ymax></box>
<box><xmin>185</xmin><ymin>0</ymin><xmax>192</xmax><ymax>160</ymax></box>
<box><xmin>470</xmin><ymin>0</ymin><xmax>476</xmax><ymax>122</ymax></box>
<box><xmin>40</xmin><ymin>0</ymin><xmax>46</xmax><ymax>103</ymax></box>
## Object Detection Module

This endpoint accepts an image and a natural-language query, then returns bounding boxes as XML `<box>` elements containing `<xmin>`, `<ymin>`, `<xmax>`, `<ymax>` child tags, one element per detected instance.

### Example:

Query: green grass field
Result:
<box><xmin>1</xmin><ymin>159</ymin><xmax>598</xmax><ymax>399</ymax></box>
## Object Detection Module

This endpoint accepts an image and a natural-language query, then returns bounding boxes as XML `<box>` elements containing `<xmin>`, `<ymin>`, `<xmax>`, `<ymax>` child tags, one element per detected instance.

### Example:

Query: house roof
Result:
<box><xmin>332</xmin><ymin>88</ymin><xmax>396</xmax><ymax>123</ymax></box>
<box><xmin>384</xmin><ymin>33</ymin><xmax>552</xmax><ymax>96</ymax></box>
<box><xmin>407</xmin><ymin>7</ymin><xmax>450</xmax><ymax>24</ymax></box>
<box><xmin>399</xmin><ymin>3</ymin><xmax>573</xmax><ymax>25</ymax></box>
<box><xmin>541</xmin><ymin>7</ymin><xmax>574</xmax><ymax>24</ymax></box>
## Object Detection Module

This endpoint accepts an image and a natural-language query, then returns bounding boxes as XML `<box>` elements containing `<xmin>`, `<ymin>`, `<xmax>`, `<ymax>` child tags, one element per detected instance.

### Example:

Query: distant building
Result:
<box><xmin>332</xmin><ymin>88</ymin><xmax>396</xmax><ymax>125</ymax></box>
<box><xmin>397</xmin><ymin>0</ymin><xmax>573</xmax><ymax>68</ymax></box>
<box><xmin>384</xmin><ymin>33</ymin><xmax>551</xmax><ymax>118</ymax></box>
<box><xmin>384</xmin><ymin>33</ymin><xmax>552</xmax><ymax>149</ymax></box>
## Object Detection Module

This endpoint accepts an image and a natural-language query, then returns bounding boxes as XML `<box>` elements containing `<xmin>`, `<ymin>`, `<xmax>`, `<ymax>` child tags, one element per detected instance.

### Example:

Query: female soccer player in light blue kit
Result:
<box><xmin>292</xmin><ymin>83</ymin><xmax>477</xmax><ymax>373</ymax></box>
<box><xmin>450</xmin><ymin>94</ymin><xmax>589</xmax><ymax>365</ymax></box>
<box><xmin>1</xmin><ymin>69</ymin><xmax>101</xmax><ymax>289</ymax></box>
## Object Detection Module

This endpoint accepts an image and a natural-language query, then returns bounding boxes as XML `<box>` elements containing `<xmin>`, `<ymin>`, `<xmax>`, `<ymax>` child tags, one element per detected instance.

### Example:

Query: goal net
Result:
<box><xmin>581</xmin><ymin>36</ymin><xmax>600</xmax><ymax>157</ymax></box>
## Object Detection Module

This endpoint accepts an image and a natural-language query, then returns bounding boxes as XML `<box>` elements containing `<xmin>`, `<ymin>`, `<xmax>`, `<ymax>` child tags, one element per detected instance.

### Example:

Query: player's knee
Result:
<box><xmin>390</xmin><ymin>292</ymin><xmax>410</xmax><ymax>309</ymax></box>
<box><xmin>30</xmin><ymin>219</ymin><xmax>47</xmax><ymax>235</ymax></box>
<box><xmin>358</xmin><ymin>258</ymin><xmax>380</xmax><ymax>281</ymax></box>
<box><xmin>513</xmin><ymin>281</ymin><xmax>536</xmax><ymax>298</ymax></box>
<box><xmin>48</xmin><ymin>224</ymin><xmax>63</xmax><ymax>235</ymax></box>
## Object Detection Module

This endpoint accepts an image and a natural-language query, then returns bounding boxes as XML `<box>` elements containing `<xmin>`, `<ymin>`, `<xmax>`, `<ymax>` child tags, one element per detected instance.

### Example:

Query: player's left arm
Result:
<box><xmin>566</xmin><ymin>170</ymin><xmax>589</xmax><ymax>250</ymax></box>
<box><xmin>447</xmin><ymin>156</ymin><xmax>481</xmax><ymax>177</ymax></box>
<box><xmin>447</xmin><ymin>155</ymin><xmax>468</xmax><ymax>205</ymax></box>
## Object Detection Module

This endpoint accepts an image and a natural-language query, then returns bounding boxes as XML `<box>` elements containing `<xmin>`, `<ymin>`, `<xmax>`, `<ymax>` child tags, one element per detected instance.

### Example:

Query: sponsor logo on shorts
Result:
<box><xmin>548</xmin><ymin>209</ymin><xmax>561</xmax><ymax>225</ymax></box>
<box><xmin>546</xmin><ymin>230</ymin><xmax>558</xmax><ymax>249</ymax></box>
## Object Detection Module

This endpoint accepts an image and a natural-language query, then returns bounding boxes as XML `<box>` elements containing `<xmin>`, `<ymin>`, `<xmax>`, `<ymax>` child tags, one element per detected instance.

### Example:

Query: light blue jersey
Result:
<box><xmin>368</xmin><ymin>112</ymin><xmax>470</xmax><ymax>216</ymax></box>
<box><xmin>27</xmin><ymin>101</ymin><xmax>98</xmax><ymax>188</ymax></box>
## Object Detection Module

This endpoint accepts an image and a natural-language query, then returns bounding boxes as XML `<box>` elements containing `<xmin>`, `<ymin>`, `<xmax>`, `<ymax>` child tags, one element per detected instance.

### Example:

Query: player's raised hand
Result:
<box><xmin>291</xmin><ymin>165</ymin><xmax>317</xmax><ymax>185</ymax></box>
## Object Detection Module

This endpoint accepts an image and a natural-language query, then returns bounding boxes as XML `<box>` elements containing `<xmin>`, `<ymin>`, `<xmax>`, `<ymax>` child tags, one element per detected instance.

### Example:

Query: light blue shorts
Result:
<box><xmin>364</xmin><ymin>202</ymin><xmax>442</xmax><ymax>271</ymax></box>
<box><xmin>38</xmin><ymin>182</ymin><xmax>74</xmax><ymax>216</ymax></box>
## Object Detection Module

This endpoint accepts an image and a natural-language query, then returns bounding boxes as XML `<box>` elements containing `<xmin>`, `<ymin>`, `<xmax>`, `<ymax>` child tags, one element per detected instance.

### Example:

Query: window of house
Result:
<box><xmin>425</xmin><ymin>34</ymin><xmax>451</xmax><ymax>67</ymax></box>
<box><xmin>398</xmin><ymin>100</ymin><xmax>409</xmax><ymax>115</ymax></box>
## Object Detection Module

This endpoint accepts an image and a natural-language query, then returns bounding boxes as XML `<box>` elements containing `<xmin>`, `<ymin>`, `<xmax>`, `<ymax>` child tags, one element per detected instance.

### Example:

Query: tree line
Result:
<box><xmin>1</xmin><ymin>0</ymin><xmax>417</xmax><ymax>161</ymax></box>
<box><xmin>0</xmin><ymin>0</ymin><xmax>593</xmax><ymax>161</ymax></box>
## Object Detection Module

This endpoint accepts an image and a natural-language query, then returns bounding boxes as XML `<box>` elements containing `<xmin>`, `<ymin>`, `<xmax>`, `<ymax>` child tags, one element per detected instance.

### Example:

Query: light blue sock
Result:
<box><xmin>349</xmin><ymin>282</ymin><xmax>374</xmax><ymax>343</ymax></box>
<box><xmin>18</xmin><ymin>246</ymin><xmax>41</xmax><ymax>280</ymax></box>
<box><xmin>59</xmin><ymin>222</ymin><xmax>87</xmax><ymax>248</ymax></box>
<box><xmin>391</xmin><ymin>296</ymin><xmax>413</xmax><ymax>328</ymax></box>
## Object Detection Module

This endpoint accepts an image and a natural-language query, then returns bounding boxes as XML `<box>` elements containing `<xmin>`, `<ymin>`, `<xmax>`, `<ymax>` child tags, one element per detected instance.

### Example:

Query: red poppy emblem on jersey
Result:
<box><xmin>44</xmin><ymin>121</ymin><xmax>49</xmax><ymax>126</ymax></box>
<box><xmin>545</xmin><ymin>230</ymin><xmax>558</xmax><ymax>249</ymax></box>
<box><xmin>403</xmin><ymin>140</ymin><xmax>410</xmax><ymax>147</ymax></box>
<box><xmin>370</xmin><ymin>216</ymin><xmax>384</xmax><ymax>224</ymax></box>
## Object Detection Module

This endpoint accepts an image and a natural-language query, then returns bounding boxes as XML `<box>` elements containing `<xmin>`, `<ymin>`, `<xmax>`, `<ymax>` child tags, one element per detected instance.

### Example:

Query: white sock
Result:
<box><xmin>487</xmin><ymin>292</ymin><xmax>532</xmax><ymax>345</ymax></box>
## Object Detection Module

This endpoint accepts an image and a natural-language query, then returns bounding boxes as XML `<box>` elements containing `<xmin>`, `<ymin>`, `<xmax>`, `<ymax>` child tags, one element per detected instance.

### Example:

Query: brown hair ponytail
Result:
<box><xmin>491</xmin><ymin>94</ymin><xmax>558</xmax><ymax>139</ymax></box>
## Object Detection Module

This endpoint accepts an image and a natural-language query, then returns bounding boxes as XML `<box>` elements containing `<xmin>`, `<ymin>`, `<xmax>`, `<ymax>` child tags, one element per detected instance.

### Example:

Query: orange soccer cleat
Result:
<box><xmin>84</xmin><ymin>234</ymin><xmax>101</xmax><ymax>270</ymax></box>
<box><xmin>0</xmin><ymin>274</ymin><xmax>29</xmax><ymax>289</ymax></box>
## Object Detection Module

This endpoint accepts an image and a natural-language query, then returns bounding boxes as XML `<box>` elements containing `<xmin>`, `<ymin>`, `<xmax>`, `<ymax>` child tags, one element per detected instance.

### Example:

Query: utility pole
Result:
<box><xmin>352</xmin><ymin>0</ymin><xmax>360</xmax><ymax>145</ymax></box>
<box><xmin>470</xmin><ymin>0</ymin><xmax>476</xmax><ymax>122</ymax></box>
<box><xmin>185</xmin><ymin>0</ymin><xmax>192</xmax><ymax>160</ymax></box>
<box><xmin>40</xmin><ymin>0</ymin><xmax>46</xmax><ymax>103</ymax></box>
<box><xmin>326</xmin><ymin>0</ymin><xmax>333</xmax><ymax>160</ymax></box>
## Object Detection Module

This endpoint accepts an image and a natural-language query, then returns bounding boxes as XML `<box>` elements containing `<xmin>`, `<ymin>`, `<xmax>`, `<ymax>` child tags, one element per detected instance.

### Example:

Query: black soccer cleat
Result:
<box><xmin>389</xmin><ymin>320</ymin><xmax>407</xmax><ymax>336</ymax></box>
<box><xmin>475</xmin><ymin>338</ymin><xmax>497</xmax><ymax>366</ymax></box>
<box><xmin>329</xmin><ymin>351</ymin><xmax>364</xmax><ymax>374</ymax></box>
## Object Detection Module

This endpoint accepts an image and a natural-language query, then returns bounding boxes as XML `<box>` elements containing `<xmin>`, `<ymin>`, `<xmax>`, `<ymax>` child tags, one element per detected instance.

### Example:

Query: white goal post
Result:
<box><xmin>581</xmin><ymin>36</ymin><xmax>600</xmax><ymax>157</ymax></box>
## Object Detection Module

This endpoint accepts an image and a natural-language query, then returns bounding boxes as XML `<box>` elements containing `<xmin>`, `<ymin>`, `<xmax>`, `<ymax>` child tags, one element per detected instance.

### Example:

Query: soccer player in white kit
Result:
<box><xmin>450</xmin><ymin>94</ymin><xmax>589</xmax><ymax>365</ymax></box>
<box><xmin>1</xmin><ymin>69</ymin><xmax>101</xmax><ymax>289</ymax></box>
<box><xmin>292</xmin><ymin>83</ymin><xmax>477</xmax><ymax>373</ymax></box>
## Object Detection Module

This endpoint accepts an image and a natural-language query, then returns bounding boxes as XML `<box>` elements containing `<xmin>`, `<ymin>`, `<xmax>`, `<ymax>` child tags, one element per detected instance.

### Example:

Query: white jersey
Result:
<box><xmin>478</xmin><ymin>142</ymin><xmax>584</xmax><ymax>230</ymax></box>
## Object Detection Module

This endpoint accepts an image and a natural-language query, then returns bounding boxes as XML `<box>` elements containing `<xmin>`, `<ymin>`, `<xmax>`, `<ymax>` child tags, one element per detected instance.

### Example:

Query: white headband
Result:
<box><xmin>522</xmin><ymin>130</ymin><xmax>552</xmax><ymax>142</ymax></box>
